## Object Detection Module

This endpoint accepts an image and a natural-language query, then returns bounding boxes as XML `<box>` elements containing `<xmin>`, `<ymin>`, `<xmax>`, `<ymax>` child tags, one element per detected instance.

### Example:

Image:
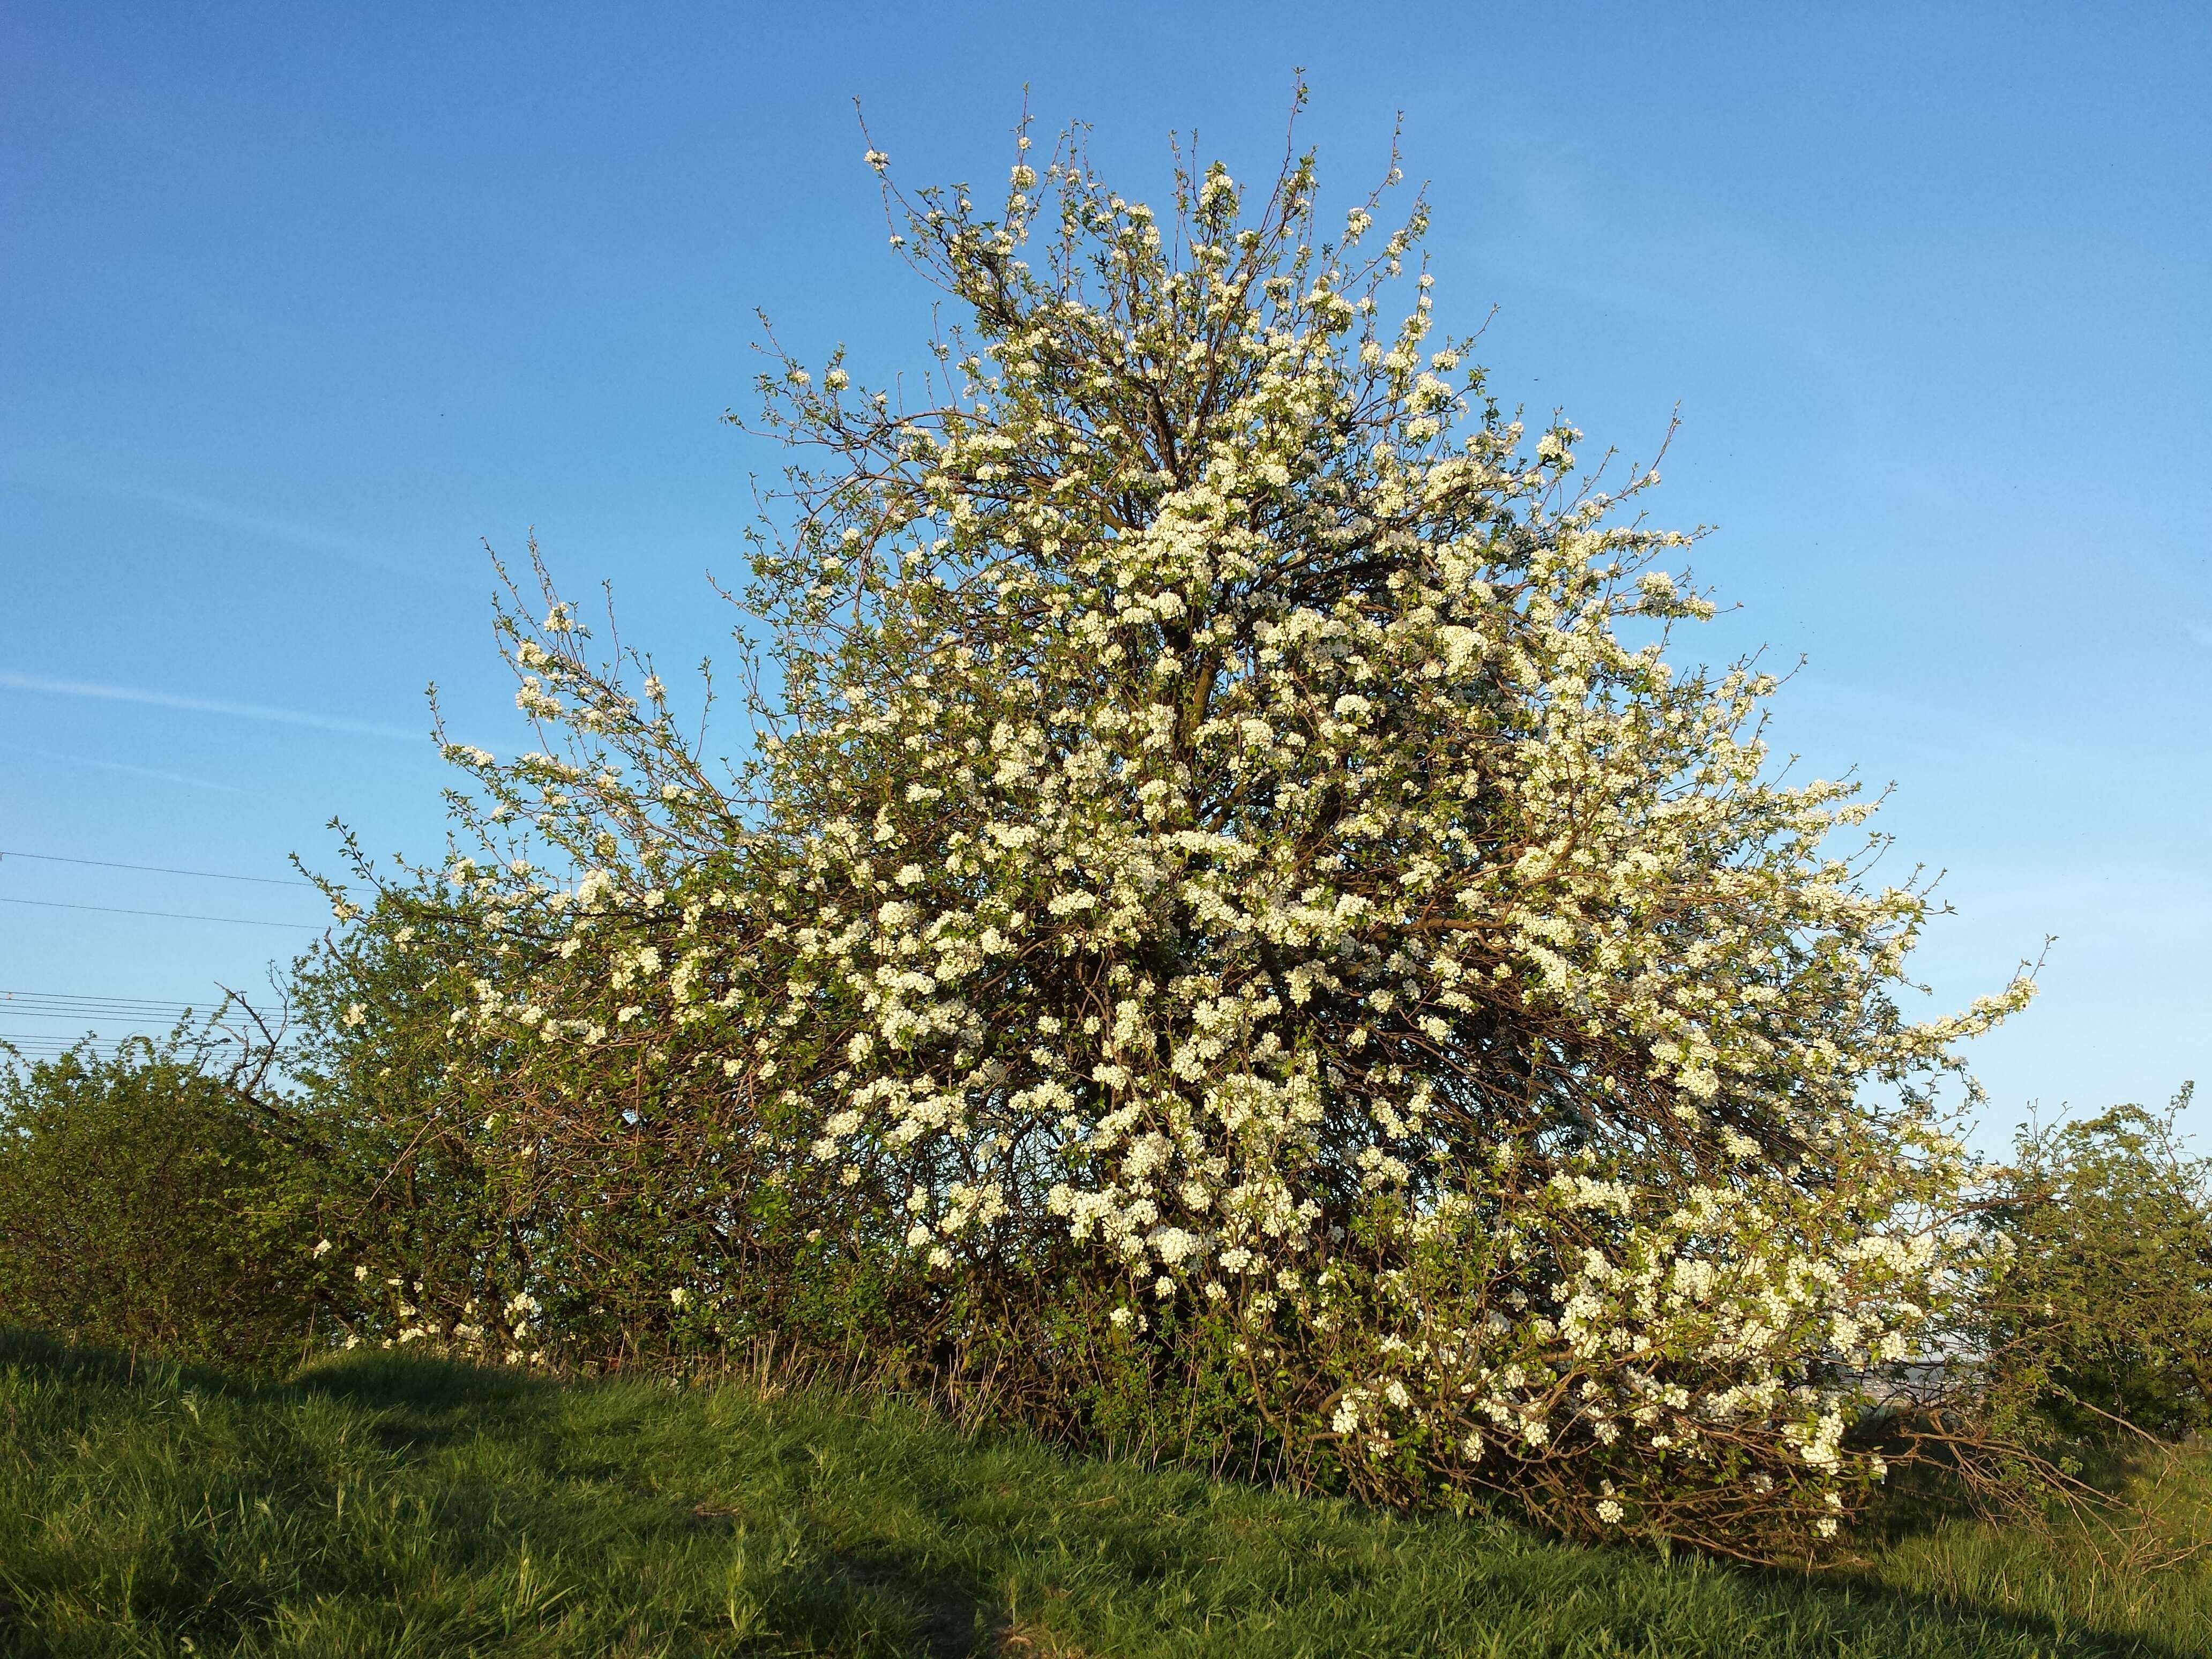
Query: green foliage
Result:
<box><xmin>3</xmin><ymin>1330</ymin><xmax>2208</xmax><ymax>1657</ymax></box>
<box><xmin>280</xmin><ymin>884</ymin><xmax>529</xmax><ymax>1356</ymax></box>
<box><xmin>1981</xmin><ymin>1092</ymin><xmax>2212</xmax><ymax>1444</ymax></box>
<box><xmin>0</xmin><ymin>1034</ymin><xmax>320</xmax><ymax>1372</ymax></box>
<box><xmin>0</xmin><ymin>941</ymin><xmax>535</xmax><ymax>1377</ymax></box>
<box><xmin>286</xmin><ymin>877</ymin><xmax>930</xmax><ymax>1372</ymax></box>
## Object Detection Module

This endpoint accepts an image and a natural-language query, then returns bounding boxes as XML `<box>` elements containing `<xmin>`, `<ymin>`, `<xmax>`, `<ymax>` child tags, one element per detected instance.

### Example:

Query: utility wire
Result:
<box><xmin>0</xmin><ymin>990</ymin><xmax>204</xmax><ymax>1016</ymax></box>
<box><xmin>0</xmin><ymin>1009</ymin><xmax>193</xmax><ymax>1021</ymax></box>
<box><xmin>0</xmin><ymin>895</ymin><xmax>319</xmax><ymax>930</ymax></box>
<box><xmin>0</xmin><ymin>991</ymin><xmax>241</xmax><ymax>1061</ymax></box>
<box><xmin>0</xmin><ymin>849</ymin><xmax>315</xmax><ymax>887</ymax></box>
<box><xmin>1</xmin><ymin>995</ymin><xmax>192</xmax><ymax>1007</ymax></box>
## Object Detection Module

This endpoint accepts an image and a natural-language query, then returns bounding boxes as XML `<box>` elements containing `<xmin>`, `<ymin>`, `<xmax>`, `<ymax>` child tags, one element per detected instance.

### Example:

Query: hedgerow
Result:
<box><xmin>1976</xmin><ymin>1092</ymin><xmax>2212</xmax><ymax>1444</ymax></box>
<box><xmin>0</xmin><ymin>1028</ymin><xmax>317</xmax><ymax>1371</ymax></box>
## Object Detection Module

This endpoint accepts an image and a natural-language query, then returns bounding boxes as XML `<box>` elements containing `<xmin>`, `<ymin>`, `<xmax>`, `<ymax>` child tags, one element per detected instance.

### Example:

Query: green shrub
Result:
<box><xmin>280</xmin><ymin>884</ymin><xmax>530</xmax><ymax>1357</ymax></box>
<box><xmin>0</xmin><ymin>1033</ymin><xmax>322</xmax><ymax>1371</ymax></box>
<box><xmin>1981</xmin><ymin>1090</ymin><xmax>2212</xmax><ymax>1444</ymax></box>
<box><xmin>285</xmin><ymin>873</ymin><xmax>938</xmax><ymax>1374</ymax></box>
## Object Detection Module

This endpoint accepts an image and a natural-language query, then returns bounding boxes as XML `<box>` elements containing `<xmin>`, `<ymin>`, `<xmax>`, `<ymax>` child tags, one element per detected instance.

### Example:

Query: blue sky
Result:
<box><xmin>2</xmin><ymin>2</ymin><xmax>2206</xmax><ymax>1138</ymax></box>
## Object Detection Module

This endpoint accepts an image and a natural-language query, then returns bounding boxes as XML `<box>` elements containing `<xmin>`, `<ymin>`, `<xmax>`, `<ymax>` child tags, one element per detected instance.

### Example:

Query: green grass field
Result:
<box><xmin>3</xmin><ymin>1331</ymin><xmax>2207</xmax><ymax>1658</ymax></box>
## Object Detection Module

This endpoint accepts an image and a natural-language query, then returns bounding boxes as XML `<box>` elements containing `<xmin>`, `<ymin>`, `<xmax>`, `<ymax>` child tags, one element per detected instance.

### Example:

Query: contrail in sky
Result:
<box><xmin>0</xmin><ymin>669</ymin><xmax>422</xmax><ymax>742</ymax></box>
<box><xmin>4</xmin><ymin>452</ymin><xmax>449</xmax><ymax>584</ymax></box>
<box><xmin>0</xmin><ymin>739</ymin><xmax>261</xmax><ymax>795</ymax></box>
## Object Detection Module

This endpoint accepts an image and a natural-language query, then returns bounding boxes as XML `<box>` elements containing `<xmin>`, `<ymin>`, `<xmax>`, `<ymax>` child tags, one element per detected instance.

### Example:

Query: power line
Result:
<box><xmin>0</xmin><ymin>990</ymin><xmax>235</xmax><ymax>1062</ymax></box>
<box><xmin>0</xmin><ymin>1010</ymin><xmax>196</xmax><ymax>1023</ymax></box>
<box><xmin>0</xmin><ymin>896</ymin><xmax>319</xmax><ymax>930</ymax></box>
<box><xmin>0</xmin><ymin>1009</ymin><xmax>192</xmax><ymax>1022</ymax></box>
<box><xmin>0</xmin><ymin>990</ymin><xmax>200</xmax><ymax>1008</ymax></box>
<box><xmin>0</xmin><ymin>990</ymin><xmax>204</xmax><ymax>1017</ymax></box>
<box><xmin>0</xmin><ymin>849</ymin><xmax>316</xmax><ymax>887</ymax></box>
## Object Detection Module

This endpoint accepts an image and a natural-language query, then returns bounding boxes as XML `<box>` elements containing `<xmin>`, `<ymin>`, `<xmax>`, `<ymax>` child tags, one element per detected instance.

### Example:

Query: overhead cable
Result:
<box><xmin>0</xmin><ymin>849</ymin><xmax>316</xmax><ymax>887</ymax></box>
<box><xmin>0</xmin><ymin>895</ymin><xmax>319</xmax><ymax>930</ymax></box>
<box><xmin>0</xmin><ymin>990</ymin><xmax>204</xmax><ymax>1017</ymax></box>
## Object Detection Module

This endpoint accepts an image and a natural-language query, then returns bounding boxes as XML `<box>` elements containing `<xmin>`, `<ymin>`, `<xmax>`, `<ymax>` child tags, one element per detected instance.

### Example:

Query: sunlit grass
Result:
<box><xmin>2</xmin><ymin>1328</ymin><xmax>2206</xmax><ymax>1657</ymax></box>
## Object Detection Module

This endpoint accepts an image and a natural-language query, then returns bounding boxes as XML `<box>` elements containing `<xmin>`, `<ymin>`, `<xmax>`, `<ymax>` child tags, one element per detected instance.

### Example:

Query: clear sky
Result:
<box><xmin>2</xmin><ymin>2</ymin><xmax>2206</xmax><ymax>1139</ymax></box>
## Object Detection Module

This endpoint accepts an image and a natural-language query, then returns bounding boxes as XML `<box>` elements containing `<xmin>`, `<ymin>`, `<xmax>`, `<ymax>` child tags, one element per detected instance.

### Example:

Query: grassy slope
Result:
<box><xmin>2</xmin><ymin>1332</ymin><xmax>2207</xmax><ymax>1659</ymax></box>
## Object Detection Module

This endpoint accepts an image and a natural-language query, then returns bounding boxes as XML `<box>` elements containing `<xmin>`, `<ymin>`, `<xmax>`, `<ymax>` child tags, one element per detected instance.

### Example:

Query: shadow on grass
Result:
<box><xmin>0</xmin><ymin>1322</ymin><xmax>565</xmax><ymax>1453</ymax></box>
<box><xmin>0</xmin><ymin>1323</ymin><xmax>263</xmax><ymax>1400</ymax></box>
<box><xmin>294</xmin><ymin>1354</ymin><xmax>562</xmax><ymax>1415</ymax></box>
<box><xmin>804</xmin><ymin>1547</ymin><xmax>1014</xmax><ymax>1659</ymax></box>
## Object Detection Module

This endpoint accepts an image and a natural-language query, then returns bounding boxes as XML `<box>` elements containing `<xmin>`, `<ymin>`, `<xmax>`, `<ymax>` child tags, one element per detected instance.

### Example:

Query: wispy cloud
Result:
<box><xmin>0</xmin><ymin>739</ymin><xmax>262</xmax><ymax>796</ymax></box>
<box><xmin>3</xmin><ymin>452</ymin><xmax>447</xmax><ymax>582</ymax></box>
<box><xmin>0</xmin><ymin>669</ymin><xmax>422</xmax><ymax>742</ymax></box>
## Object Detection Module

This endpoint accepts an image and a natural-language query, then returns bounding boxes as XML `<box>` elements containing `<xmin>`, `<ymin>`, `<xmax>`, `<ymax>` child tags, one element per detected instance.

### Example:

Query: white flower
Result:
<box><xmin>311</xmin><ymin>1238</ymin><xmax>333</xmax><ymax>1258</ymax></box>
<box><xmin>1150</xmin><ymin>1227</ymin><xmax>1200</xmax><ymax>1266</ymax></box>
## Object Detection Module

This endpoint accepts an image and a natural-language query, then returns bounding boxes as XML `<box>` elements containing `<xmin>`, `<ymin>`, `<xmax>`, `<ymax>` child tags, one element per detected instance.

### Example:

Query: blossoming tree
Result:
<box><xmin>394</xmin><ymin>108</ymin><xmax>2034</xmax><ymax>1558</ymax></box>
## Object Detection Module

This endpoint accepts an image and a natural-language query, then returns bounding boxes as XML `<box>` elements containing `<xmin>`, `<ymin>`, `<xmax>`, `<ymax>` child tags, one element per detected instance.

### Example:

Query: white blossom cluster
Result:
<box><xmin>332</xmin><ymin>1251</ymin><xmax>548</xmax><ymax>1367</ymax></box>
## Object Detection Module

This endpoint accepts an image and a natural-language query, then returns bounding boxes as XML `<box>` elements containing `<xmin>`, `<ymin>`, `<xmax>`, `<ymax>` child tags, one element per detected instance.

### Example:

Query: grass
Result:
<box><xmin>2</xmin><ymin>1330</ymin><xmax>2208</xmax><ymax>1657</ymax></box>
